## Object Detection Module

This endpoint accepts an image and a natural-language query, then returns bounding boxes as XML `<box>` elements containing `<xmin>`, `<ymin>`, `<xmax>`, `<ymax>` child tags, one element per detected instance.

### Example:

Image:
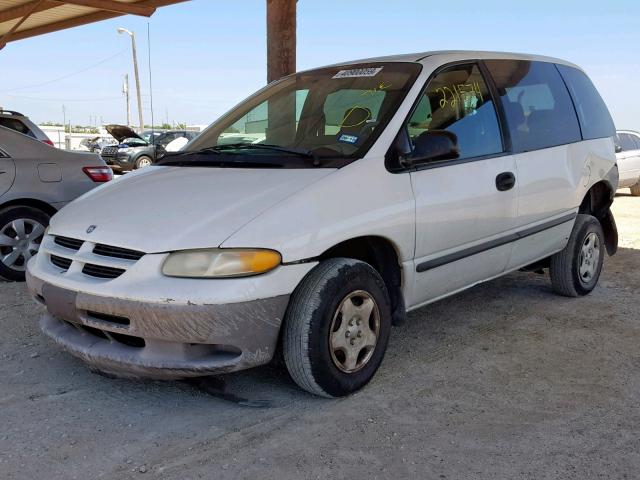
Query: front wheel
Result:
<box><xmin>134</xmin><ymin>156</ymin><xmax>153</xmax><ymax>169</ymax></box>
<box><xmin>283</xmin><ymin>258</ymin><xmax>392</xmax><ymax>397</ymax></box>
<box><xmin>549</xmin><ymin>214</ymin><xmax>605</xmax><ymax>297</ymax></box>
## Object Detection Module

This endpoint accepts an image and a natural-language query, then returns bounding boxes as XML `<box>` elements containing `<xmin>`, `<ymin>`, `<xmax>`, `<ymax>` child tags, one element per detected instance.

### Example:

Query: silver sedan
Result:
<box><xmin>0</xmin><ymin>126</ymin><xmax>112</xmax><ymax>281</ymax></box>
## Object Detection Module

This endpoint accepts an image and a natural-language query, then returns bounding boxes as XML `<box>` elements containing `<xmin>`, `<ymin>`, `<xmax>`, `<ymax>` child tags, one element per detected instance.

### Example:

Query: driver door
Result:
<box><xmin>406</xmin><ymin>62</ymin><xmax>519</xmax><ymax>306</ymax></box>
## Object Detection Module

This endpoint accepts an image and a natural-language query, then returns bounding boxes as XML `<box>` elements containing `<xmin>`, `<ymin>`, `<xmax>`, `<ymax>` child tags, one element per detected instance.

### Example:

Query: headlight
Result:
<box><xmin>162</xmin><ymin>248</ymin><xmax>281</xmax><ymax>278</ymax></box>
<box><xmin>121</xmin><ymin>147</ymin><xmax>134</xmax><ymax>154</ymax></box>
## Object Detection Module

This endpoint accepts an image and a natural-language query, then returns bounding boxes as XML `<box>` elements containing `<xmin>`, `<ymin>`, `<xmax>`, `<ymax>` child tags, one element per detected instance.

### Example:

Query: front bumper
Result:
<box><xmin>28</xmin><ymin>275</ymin><xmax>290</xmax><ymax>379</ymax></box>
<box><xmin>101</xmin><ymin>154</ymin><xmax>133</xmax><ymax>172</ymax></box>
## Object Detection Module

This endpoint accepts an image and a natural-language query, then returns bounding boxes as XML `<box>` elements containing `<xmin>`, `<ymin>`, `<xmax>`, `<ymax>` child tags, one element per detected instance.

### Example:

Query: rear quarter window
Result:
<box><xmin>0</xmin><ymin>118</ymin><xmax>36</xmax><ymax>138</ymax></box>
<box><xmin>556</xmin><ymin>65</ymin><xmax>615</xmax><ymax>141</ymax></box>
<box><xmin>485</xmin><ymin>60</ymin><xmax>581</xmax><ymax>152</ymax></box>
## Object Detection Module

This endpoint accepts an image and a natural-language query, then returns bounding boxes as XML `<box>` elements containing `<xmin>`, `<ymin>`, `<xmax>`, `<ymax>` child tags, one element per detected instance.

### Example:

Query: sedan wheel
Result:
<box><xmin>0</xmin><ymin>207</ymin><xmax>49</xmax><ymax>281</ymax></box>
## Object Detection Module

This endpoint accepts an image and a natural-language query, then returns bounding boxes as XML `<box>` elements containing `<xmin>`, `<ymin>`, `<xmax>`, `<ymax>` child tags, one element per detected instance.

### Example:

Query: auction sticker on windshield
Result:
<box><xmin>333</xmin><ymin>67</ymin><xmax>383</xmax><ymax>79</ymax></box>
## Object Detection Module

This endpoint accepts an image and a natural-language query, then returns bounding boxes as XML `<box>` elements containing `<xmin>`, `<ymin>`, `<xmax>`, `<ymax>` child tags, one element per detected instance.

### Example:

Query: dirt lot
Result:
<box><xmin>1</xmin><ymin>193</ymin><xmax>639</xmax><ymax>480</ymax></box>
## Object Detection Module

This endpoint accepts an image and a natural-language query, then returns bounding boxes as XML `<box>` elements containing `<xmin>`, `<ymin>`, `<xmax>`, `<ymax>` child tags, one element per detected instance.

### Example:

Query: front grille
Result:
<box><xmin>50</xmin><ymin>255</ymin><xmax>72</xmax><ymax>271</ymax></box>
<box><xmin>82</xmin><ymin>263</ymin><xmax>125</xmax><ymax>279</ymax></box>
<box><xmin>93</xmin><ymin>244</ymin><xmax>144</xmax><ymax>260</ymax></box>
<box><xmin>101</xmin><ymin>146</ymin><xmax>118</xmax><ymax>156</ymax></box>
<box><xmin>46</xmin><ymin>235</ymin><xmax>143</xmax><ymax>280</ymax></box>
<box><xmin>54</xmin><ymin>236</ymin><xmax>83</xmax><ymax>251</ymax></box>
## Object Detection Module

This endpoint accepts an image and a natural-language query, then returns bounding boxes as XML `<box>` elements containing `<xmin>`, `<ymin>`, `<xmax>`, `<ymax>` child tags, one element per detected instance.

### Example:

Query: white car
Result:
<box><xmin>615</xmin><ymin>130</ymin><xmax>640</xmax><ymax>195</ymax></box>
<box><xmin>27</xmin><ymin>51</ymin><xmax>619</xmax><ymax>397</ymax></box>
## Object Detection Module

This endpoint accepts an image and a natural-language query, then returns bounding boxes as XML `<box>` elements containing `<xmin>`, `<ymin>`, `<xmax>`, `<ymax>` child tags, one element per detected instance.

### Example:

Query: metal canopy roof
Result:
<box><xmin>0</xmin><ymin>0</ymin><xmax>189</xmax><ymax>49</ymax></box>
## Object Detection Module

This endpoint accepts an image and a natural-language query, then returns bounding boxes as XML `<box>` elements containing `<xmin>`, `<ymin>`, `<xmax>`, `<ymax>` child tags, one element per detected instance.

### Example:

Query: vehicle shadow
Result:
<box><xmin>58</xmin><ymin>245</ymin><xmax>640</xmax><ymax>409</ymax></box>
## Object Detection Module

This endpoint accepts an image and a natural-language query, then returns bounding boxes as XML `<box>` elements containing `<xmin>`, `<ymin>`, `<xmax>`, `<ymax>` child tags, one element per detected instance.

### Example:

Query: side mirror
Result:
<box><xmin>401</xmin><ymin>130</ymin><xmax>459</xmax><ymax>167</ymax></box>
<box><xmin>615</xmin><ymin>144</ymin><xmax>622</xmax><ymax>153</ymax></box>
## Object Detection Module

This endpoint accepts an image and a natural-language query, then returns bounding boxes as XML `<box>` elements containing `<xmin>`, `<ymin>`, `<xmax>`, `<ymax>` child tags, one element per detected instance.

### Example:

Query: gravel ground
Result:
<box><xmin>1</xmin><ymin>193</ymin><xmax>639</xmax><ymax>480</ymax></box>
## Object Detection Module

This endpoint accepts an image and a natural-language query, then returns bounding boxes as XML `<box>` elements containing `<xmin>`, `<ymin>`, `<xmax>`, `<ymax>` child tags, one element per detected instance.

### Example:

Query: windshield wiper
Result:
<box><xmin>184</xmin><ymin>143</ymin><xmax>321</xmax><ymax>166</ymax></box>
<box><xmin>156</xmin><ymin>157</ymin><xmax>282</xmax><ymax>168</ymax></box>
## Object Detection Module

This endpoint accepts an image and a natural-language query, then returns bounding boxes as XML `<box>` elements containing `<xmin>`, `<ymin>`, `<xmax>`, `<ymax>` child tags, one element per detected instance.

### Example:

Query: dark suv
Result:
<box><xmin>101</xmin><ymin>125</ymin><xmax>198</xmax><ymax>172</ymax></box>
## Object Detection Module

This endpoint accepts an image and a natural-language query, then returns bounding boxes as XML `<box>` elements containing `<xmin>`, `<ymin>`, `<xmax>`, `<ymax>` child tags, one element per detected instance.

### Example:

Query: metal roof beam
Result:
<box><xmin>52</xmin><ymin>0</ymin><xmax>156</xmax><ymax>17</ymax></box>
<box><xmin>0</xmin><ymin>0</ymin><xmax>188</xmax><ymax>48</ymax></box>
<box><xmin>0</xmin><ymin>0</ymin><xmax>46</xmax><ymax>49</ymax></box>
<box><xmin>0</xmin><ymin>0</ymin><xmax>54</xmax><ymax>23</ymax></box>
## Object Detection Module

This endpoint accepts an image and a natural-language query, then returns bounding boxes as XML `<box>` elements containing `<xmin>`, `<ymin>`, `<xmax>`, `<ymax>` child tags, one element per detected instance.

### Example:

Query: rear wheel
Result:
<box><xmin>134</xmin><ymin>156</ymin><xmax>152</xmax><ymax>169</ymax></box>
<box><xmin>0</xmin><ymin>206</ymin><xmax>49</xmax><ymax>282</ymax></box>
<box><xmin>549</xmin><ymin>214</ymin><xmax>604</xmax><ymax>297</ymax></box>
<box><xmin>630</xmin><ymin>182</ymin><xmax>640</xmax><ymax>197</ymax></box>
<box><xmin>283</xmin><ymin>258</ymin><xmax>392</xmax><ymax>397</ymax></box>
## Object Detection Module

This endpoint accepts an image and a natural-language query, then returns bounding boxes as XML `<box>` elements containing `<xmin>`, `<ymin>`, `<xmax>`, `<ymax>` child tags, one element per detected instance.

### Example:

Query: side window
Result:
<box><xmin>556</xmin><ymin>65</ymin><xmax>615</xmax><ymax>140</ymax></box>
<box><xmin>485</xmin><ymin>60</ymin><xmax>581</xmax><ymax>152</ymax></box>
<box><xmin>405</xmin><ymin>63</ymin><xmax>503</xmax><ymax>160</ymax></box>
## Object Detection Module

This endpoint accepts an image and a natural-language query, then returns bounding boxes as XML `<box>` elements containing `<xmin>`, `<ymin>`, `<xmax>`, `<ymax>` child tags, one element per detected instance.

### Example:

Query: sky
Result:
<box><xmin>0</xmin><ymin>0</ymin><xmax>639</xmax><ymax>131</ymax></box>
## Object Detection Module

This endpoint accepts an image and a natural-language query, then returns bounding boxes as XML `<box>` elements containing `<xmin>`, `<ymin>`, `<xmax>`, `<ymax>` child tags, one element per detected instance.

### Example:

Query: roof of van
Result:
<box><xmin>323</xmin><ymin>50</ymin><xmax>581</xmax><ymax>70</ymax></box>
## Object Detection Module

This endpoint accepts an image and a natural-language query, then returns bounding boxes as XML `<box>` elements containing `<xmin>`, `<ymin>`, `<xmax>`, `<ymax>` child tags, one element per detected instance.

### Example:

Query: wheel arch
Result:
<box><xmin>578</xmin><ymin>180</ymin><xmax>617</xmax><ymax>256</ymax></box>
<box><xmin>316</xmin><ymin>235</ymin><xmax>407</xmax><ymax>325</ymax></box>
<box><xmin>0</xmin><ymin>198</ymin><xmax>57</xmax><ymax>217</ymax></box>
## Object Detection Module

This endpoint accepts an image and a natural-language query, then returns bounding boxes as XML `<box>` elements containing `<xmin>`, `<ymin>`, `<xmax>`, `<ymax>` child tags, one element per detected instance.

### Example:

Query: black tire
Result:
<box><xmin>283</xmin><ymin>258</ymin><xmax>392</xmax><ymax>397</ymax></box>
<box><xmin>0</xmin><ymin>206</ymin><xmax>50</xmax><ymax>282</ymax></box>
<box><xmin>549</xmin><ymin>214</ymin><xmax>605</xmax><ymax>297</ymax></box>
<box><xmin>630</xmin><ymin>182</ymin><xmax>640</xmax><ymax>197</ymax></box>
<box><xmin>134</xmin><ymin>156</ymin><xmax>153</xmax><ymax>169</ymax></box>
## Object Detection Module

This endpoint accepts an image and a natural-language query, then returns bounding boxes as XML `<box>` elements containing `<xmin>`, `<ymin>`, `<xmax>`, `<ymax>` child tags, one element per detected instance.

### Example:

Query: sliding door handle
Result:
<box><xmin>496</xmin><ymin>172</ymin><xmax>516</xmax><ymax>191</ymax></box>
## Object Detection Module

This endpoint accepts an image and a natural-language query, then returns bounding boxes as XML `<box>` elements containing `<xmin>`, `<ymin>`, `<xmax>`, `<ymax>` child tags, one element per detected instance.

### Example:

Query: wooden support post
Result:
<box><xmin>266</xmin><ymin>0</ymin><xmax>296</xmax><ymax>83</ymax></box>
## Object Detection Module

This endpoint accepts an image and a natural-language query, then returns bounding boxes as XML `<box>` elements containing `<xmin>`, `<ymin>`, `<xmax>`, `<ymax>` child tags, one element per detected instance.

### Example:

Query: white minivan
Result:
<box><xmin>26</xmin><ymin>51</ymin><xmax>619</xmax><ymax>397</ymax></box>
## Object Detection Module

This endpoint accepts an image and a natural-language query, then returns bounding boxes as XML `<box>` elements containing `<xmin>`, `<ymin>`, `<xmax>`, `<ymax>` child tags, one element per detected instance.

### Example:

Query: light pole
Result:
<box><xmin>122</xmin><ymin>73</ymin><xmax>130</xmax><ymax>127</ymax></box>
<box><xmin>117</xmin><ymin>27</ymin><xmax>144</xmax><ymax>131</ymax></box>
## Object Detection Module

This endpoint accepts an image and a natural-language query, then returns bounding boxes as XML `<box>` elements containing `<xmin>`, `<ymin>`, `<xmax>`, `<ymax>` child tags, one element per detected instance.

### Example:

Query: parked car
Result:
<box><xmin>0</xmin><ymin>126</ymin><xmax>112</xmax><ymax>281</ymax></box>
<box><xmin>0</xmin><ymin>109</ymin><xmax>54</xmax><ymax>146</ymax></box>
<box><xmin>27</xmin><ymin>51</ymin><xmax>618</xmax><ymax>397</ymax></box>
<box><xmin>615</xmin><ymin>130</ymin><xmax>640</xmax><ymax>196</ymax></box>
<box><xmin>101</xmin><ymin>125</ymin><xmax>198</xmax><ymax>172</ymax></box>
<box><xmin>78</xmin><ymin>136</ymin><xmax>117</xmax><ymax>154</ymax></box>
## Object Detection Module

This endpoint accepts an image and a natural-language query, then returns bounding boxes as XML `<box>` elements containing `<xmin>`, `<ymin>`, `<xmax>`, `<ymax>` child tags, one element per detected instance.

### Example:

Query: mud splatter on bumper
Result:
<box><xmin>31</xmin><ymin>279</ymin><xmax>289</xmax><ymax>380</ymax></box>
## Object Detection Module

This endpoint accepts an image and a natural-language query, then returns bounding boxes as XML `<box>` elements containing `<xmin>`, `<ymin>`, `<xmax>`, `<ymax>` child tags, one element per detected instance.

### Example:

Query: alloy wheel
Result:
<box><xmin>0</xmin><ymin>219</ymin><xmax>45</xmax><ymax>272</ymax></box>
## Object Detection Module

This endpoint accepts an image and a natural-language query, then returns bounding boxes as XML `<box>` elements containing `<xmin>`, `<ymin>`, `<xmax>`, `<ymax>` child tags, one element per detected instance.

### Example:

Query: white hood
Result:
<box><xmin>50</xmin><ymin>166</ymin><xmax>334</xmax><ymax>253</ymax></box>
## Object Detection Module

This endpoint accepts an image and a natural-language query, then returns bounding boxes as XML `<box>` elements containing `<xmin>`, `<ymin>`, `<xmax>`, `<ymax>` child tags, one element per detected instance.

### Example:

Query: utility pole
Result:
<box><xmin>62</xmin><ymin>104</ymin><xmax>66</xmax><ymax>149</ymax></box>
<box><xmin>123</xmin><ymin>74</ymin><xmax>131</xmax><ymax>127</ymax></box>
<box><xmin>266</xmin><ymin>0</ymin><xmax>296</xmax><ymax>83</ymax></box>
<box><xmin>118</xmin><ymin>27</ymin><xmax>144</xmax><ymax>131</ymax></box>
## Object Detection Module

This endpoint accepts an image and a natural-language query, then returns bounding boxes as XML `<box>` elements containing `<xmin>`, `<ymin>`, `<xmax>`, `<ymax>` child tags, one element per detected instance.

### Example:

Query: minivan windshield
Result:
<box><xmin>159</xmin><ymin>62</ymin><xmax>422</xmax><ymax>168</ymax></box>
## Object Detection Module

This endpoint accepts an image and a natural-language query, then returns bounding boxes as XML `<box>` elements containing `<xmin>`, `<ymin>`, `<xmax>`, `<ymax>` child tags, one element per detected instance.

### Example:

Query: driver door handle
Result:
<box><xmin>496</xmin><ymin>171</ymin><xmax>516</xmax><ymax>191</ymax></box>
